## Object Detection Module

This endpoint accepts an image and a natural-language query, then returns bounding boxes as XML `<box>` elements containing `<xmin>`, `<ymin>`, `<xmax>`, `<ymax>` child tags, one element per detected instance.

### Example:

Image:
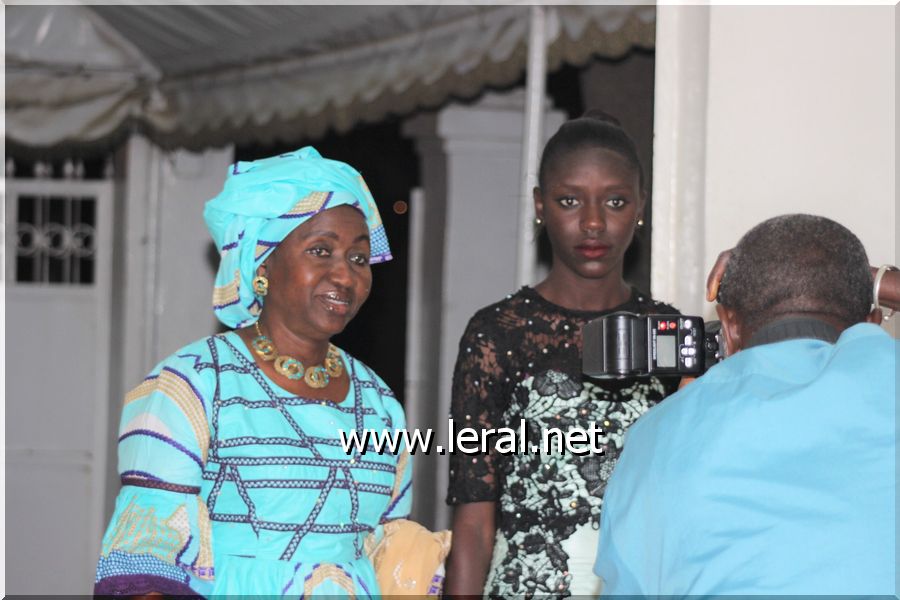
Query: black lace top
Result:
<box><xmin>446</xmin><ymin>286</ymin><xmax>679</xmax><ymax>597</ymax></box>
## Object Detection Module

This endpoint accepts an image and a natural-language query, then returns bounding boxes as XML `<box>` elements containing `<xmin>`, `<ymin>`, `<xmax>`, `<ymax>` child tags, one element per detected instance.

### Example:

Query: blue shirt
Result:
<box><xmin>594</xmin><ymin>323</ymin><xmax>896</xmax><ymax>596</ymax></box>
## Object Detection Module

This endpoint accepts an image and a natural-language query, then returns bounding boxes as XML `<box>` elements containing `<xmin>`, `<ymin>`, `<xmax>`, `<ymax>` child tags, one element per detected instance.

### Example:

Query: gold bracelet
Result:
<box><xmin>873</xmin><ymin>264</ymin><xmax>899</xmax><ymax>321</ymax></box>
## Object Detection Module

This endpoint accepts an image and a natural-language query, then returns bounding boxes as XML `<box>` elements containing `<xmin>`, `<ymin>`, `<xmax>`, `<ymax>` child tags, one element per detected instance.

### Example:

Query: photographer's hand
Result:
<box><xmin>870</xmin><ymin>266</ymin><xmax>900</xmax><ymax>312</ymax></box>
<box><xmin>706</xmin><ymin>249</ymin><xmax>734</xmax><ymax>302</ymax></box>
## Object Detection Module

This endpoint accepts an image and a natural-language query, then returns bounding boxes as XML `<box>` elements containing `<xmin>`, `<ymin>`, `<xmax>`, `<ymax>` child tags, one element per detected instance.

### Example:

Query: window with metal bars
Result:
<box><xmin>15</xmin><ymin>194</ymin><xmax>97</xmax><ymax>285</ymax></box>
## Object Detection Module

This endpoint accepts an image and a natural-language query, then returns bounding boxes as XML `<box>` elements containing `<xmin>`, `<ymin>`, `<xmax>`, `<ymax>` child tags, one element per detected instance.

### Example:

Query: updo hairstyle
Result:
<box><xmin>537</xmin><ymin>109</ymin><xmax>645</xmax><ymax>193</ymax></box>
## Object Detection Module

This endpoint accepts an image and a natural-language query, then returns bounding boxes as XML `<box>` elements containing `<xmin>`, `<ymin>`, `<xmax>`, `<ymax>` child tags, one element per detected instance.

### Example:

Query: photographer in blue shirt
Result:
<box><xmin>594</xmin><ymin>214</ymin><xmax>897</xmax><ymax>596</ymax></box>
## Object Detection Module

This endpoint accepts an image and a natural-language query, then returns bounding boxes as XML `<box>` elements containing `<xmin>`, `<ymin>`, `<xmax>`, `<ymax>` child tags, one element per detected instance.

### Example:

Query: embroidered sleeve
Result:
<box><xmin>95</xmin><ymin>354</ymin><xmax>214</xmax><ymax>597</ymax></box>
<box><xmin>446</xmin><ymin>310</ymin><xmax>506</xmax><ymax>504</ymax></box>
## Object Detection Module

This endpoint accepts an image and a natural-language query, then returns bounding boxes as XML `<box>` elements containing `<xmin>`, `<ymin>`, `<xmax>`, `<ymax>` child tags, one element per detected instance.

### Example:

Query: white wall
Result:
<box><xmin>156</xmin><ymin>147</ymin><xmax>232</xmax><ymax>354</ymax></box>
<box><xmin>705</xmin><ymin>6</ymin><xmax>894</xmax><ymax>276</ymax></box>
<box><xmin>654</xmin><ymin>6</ymin><xmax>895</xmax><ymax>329</ymax></box>
<box><xmin>6</xmin><ymin>179</ymin><xmax>115</xmax><ymax>594</ymax></box>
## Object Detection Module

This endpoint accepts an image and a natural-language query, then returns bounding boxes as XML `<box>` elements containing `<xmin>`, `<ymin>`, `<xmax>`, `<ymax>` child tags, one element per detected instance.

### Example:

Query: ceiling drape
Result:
<box><xmin>7</xmin><ymin>4</ymin><xmax>655</xmax><ymax>152</ymax></box>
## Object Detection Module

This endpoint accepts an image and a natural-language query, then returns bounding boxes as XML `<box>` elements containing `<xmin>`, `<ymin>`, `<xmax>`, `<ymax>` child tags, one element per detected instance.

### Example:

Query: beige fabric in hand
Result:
<box><xmin>366</xmin><ymin>519</ymin><xmax>452</xmax><ymax>596</ymax></box>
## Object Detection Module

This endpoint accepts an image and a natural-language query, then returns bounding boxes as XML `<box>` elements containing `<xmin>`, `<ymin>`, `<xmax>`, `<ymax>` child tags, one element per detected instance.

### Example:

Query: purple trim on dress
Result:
<box><xmin>121</xmin><ymin>470</ymin><xmax>162</xmax><ymax>482</ymax></box>
<box><xmin>192</xmin><ymin>565</ymin><xmax>214</xmax><ymax>578</ymax></box>
<box><xmin>358</xmin><ymin>573</ymin><xmax>372</xmax><ymax>596</ymax></box>
<box><xmin>94</xmin><ymin>573</ymin><xmax>200</xmax><ymax>597</ymax></box>
<box><xmin>370</xmin><ymin>253</ymin><xmax>393</xmax><ymax>264</ymax></box>
<box><xmin>199</xmin><ymin>473</ymin><xmax>390</xmax><ymax>495</ymax></box>
<box><xmin>121</xmin><ymin>475</ymin><xmax>201</xmax><ymax>495</ymax></box>
<box><xmin>380</xmin><ymin>480</ymin><xmax>412</xmax><ymax>523</ymax></box>
<box><xmin>175</xmin><ymin>352</ymin><xmax>205</xmax><ymax>369</ymax></box>
<box><xmin>281</xmin><ymin>561</ymin><xmax>304</xmax><ymax>595</ymax></box>
<box><xmin>221</xmin><ymin>230</ymin><xmax>245</xmax><ymax>250</ymax></box>
<box><xmin>211</xmin><ymin>454</ymin><xmax>395</xmax><ymax>472</ymax></box>
<box><xmin>212</xmin><ymin>298</ymin><xmax>240</xmax><ymax>310</ymax></box>
<box><xmin>428</xmin><ymin>573</ymin><xmax>445</xmax><ymax>595</ymax></box>
<box><xmin>119</xmin><ymin>429</ymin><xmax>204</xmax><ymax>470</ymax></box>
<box><xmin>162</xmin><ymin>366</ymin><xmax>208</xmax><ymax>414</ymax></box>
<box><xmin>175</xmin><ymin>534</ymin><xmax>193</xmax><ymax>564</ymax></box>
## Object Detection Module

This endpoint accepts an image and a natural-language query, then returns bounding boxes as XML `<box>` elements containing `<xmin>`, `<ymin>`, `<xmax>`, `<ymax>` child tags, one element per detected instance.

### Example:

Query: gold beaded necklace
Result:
<box><xmin>252</xmin><ymin>321</ymin><xmax>343</xmax><ymax>388</ymax></box>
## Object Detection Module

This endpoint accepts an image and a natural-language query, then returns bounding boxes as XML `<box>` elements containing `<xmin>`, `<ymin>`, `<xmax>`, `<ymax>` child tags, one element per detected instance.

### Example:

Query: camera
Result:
<box><xmin>582</xmin><ymin>312</ymin><xmax>726</xmax><ymax>379</ymax></box>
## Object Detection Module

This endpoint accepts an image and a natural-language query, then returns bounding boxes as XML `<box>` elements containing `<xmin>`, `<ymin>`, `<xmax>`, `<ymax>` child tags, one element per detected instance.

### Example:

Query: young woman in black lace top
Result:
<box><xmin>444</xmin><ymin>112</ymin><xmax>680</xmax><ymax>597</ymax></box>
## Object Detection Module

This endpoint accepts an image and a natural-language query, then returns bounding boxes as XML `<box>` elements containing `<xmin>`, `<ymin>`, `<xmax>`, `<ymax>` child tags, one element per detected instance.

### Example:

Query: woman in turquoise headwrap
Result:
<box><xmin>94</xmin><ymin>147</ymin><xmax>412</xmax><ymax>597</ymax></box>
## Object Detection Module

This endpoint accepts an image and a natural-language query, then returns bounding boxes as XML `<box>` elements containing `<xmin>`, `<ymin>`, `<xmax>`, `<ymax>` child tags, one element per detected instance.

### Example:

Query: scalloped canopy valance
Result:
<box><xmin>7</xmin><ymin>4</ymin><xmax>655</xmax><ymax>152</ymax></box>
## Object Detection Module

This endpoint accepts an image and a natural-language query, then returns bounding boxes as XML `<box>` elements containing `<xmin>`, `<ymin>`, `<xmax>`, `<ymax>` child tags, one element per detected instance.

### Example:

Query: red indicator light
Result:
<box><xmin>659</xmin><ymin>321</ymin><xmax>667</xmax><ymax>331</ymax></box>
<box><xmin>668</xmin><ymin>321</ymin><xmax>677</xmax><ymax>330</ymax></box>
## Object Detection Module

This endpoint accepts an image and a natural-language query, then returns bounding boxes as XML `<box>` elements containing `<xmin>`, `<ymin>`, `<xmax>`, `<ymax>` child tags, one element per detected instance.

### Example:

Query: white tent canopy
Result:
<box><xmin>7</xmin><ymin>4</ymin><xmax>655</xmax><ymax>151</ymax></box>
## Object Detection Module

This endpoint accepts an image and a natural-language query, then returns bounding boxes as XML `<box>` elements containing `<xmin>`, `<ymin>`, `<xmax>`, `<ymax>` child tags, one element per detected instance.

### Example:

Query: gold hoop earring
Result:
<box><xmin>253</xmin><ymin>275</ymin><xmax>269</xmax><ymax>297</ymax></box>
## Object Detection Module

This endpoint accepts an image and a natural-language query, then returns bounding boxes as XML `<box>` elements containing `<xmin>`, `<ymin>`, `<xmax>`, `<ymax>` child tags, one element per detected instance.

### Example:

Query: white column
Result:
<box><xmin>516</xmin><ymin>5</ymin><xmax>548</xmax><ymax>287</ymax></box>
<box><xmin>702</xmin><ymin>5</ymin><xmax>895</xmax><ymax>334</ymax></box>
<box><xmin>651</xmin><ymin>5</ymin><xmax>711</xmax><ymax>317</ymax></box>
<box><xmin>403</xmin><ymin>91</ymin><xmax>564</xmax><ymax>529</ymax></box>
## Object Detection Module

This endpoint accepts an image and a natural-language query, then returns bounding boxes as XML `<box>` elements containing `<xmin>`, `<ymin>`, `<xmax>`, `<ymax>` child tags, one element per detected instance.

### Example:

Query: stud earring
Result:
<box><xmin>534</xmin><ymin>216</ymin><xmax>544</xmax><ymax>226</ymax></box>
<box><xmin>637</xmin><ymin>218</ymin><xmax>645</xmax><ymax>228</ymax></box>
<box><xmin>253</xmin><ymin>275</ymin><xmax>269</xmax><ymax>297</ymax></box>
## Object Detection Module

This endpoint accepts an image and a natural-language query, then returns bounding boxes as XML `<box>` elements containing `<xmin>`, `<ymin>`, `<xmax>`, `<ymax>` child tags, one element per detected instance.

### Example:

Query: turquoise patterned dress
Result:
<box><xmin>95</xmin><ymin>331</ymin><xmax>411</xmax><ymax>597</ymax></box>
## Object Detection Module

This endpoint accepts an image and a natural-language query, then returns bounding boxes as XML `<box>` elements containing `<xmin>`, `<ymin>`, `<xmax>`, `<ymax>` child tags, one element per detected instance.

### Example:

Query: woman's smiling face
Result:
<box><xmin>534</xmin><ymin>146</ymin><xmax>644</xmax><ymax>282</ymax></box>
<box><xmin>261</xmin><ymin>205</ymin><xmax>372</xmax><ymax>341</ymax></box>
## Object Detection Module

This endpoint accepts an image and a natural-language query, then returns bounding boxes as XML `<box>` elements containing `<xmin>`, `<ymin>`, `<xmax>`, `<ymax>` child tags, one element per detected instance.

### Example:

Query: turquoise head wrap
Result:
<box><xmin>204</xmin><ymin>146</ymin><xmax>391</xmax><ymax>329</ymax></box>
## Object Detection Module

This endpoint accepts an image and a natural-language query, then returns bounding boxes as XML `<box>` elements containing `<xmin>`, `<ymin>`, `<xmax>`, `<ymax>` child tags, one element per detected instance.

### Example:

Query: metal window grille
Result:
<box><xmin>7</xmin><ymin>156</ymin><xmax>112</xmax><ymax>286</ymax></box>
<box><xmin>15</xmin><ymin>194</ymin><xmax>97</xmax><ymax>284</ymax></box>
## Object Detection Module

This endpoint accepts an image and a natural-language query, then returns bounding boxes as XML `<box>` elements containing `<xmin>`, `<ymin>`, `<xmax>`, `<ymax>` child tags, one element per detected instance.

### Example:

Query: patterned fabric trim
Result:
<box><xmin>94</xmin><ymin>573</ymin><xmax>200</xmax><ymax>597</ymax></box>
<box><xmin>97</xmin><ymin>550</ymin><xmax>190</xmax><ymax>589</ymax></box>
<box><xmin>207</xmin><ymin>512</ymin><xmax>372</xmax><ymax>534</ymax></box>
<box><xmin>391</xmin><ymin>450</ymin><xmax>409</xmax><ymax>500</ymax></box>
<box><xmin>221</xmin><ymin>230</ymin><xmax>244</xmax><ymax>252</ymax></box>
<box><xmin>195</xmin><ymin>495</ymin><xmax>214</xmax><ymax>579</ymax></box>
<box><xmin>121</xmin><ymin>469</ymin><xmax>162</xmax><ymax>482</ymax></box>
<box><xmin>101</xmin><ymin>497</ymin><xmax>187</xmax><ymax>563</ymax></box>
<box><xmin>382</xmin><ymin>480</ymin><xmax>412</xmax><ymax>524</ymax></box>
<box><xmin>199</xmin><ymin>471</ymin><xmax>391</xmax><ymax>495</ymax></box>
<box><xmin>216</xmin><ymin>434</ymin><xmax>380</xmax><ymax>451</ymax></box>
<box><xmin>217</xmin><ymin>395</ymin><xmax>377</xmax><ymax>413</ymax></box>
<box><xmin>212</xmin><ymin>269</ymin><xmax>241</xmax><ymax>309</ymax></box>
<box><xmin>254</xmin><ymin>239</ymin><xmax>280</xmax><ymax>260</ymax></box>
<box><xmin>124</xmin><ymin>367</ymin><xmax>210</xmax><ymax>462</ymax></box>
<box><xmin>208</xmin><ymin>454</ymin><xmax>396</xmax><ymax>471</ymax></box>
<box><xmin>121</xmin><ymin>476</ymin><xmax>200</xmax><ymax>495</ymax></box>
<box><xmin>302</xmin><ymin>562</ymin><xmax>356</xmax><ymax>597</ymax></box>
<box><xmin>282</xmin><ymin>561</ymin><xmax>305</xmax><ymax>595</ymax></box>
<box><xmin>379</xmin><ymin>449</ymin><xmax>411</xmax><ymax>523</ymax></box>
<box><xmin>283</xmin><ymin>191</ymin><xmax>332</xmax><ymax>216</ymax></box>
